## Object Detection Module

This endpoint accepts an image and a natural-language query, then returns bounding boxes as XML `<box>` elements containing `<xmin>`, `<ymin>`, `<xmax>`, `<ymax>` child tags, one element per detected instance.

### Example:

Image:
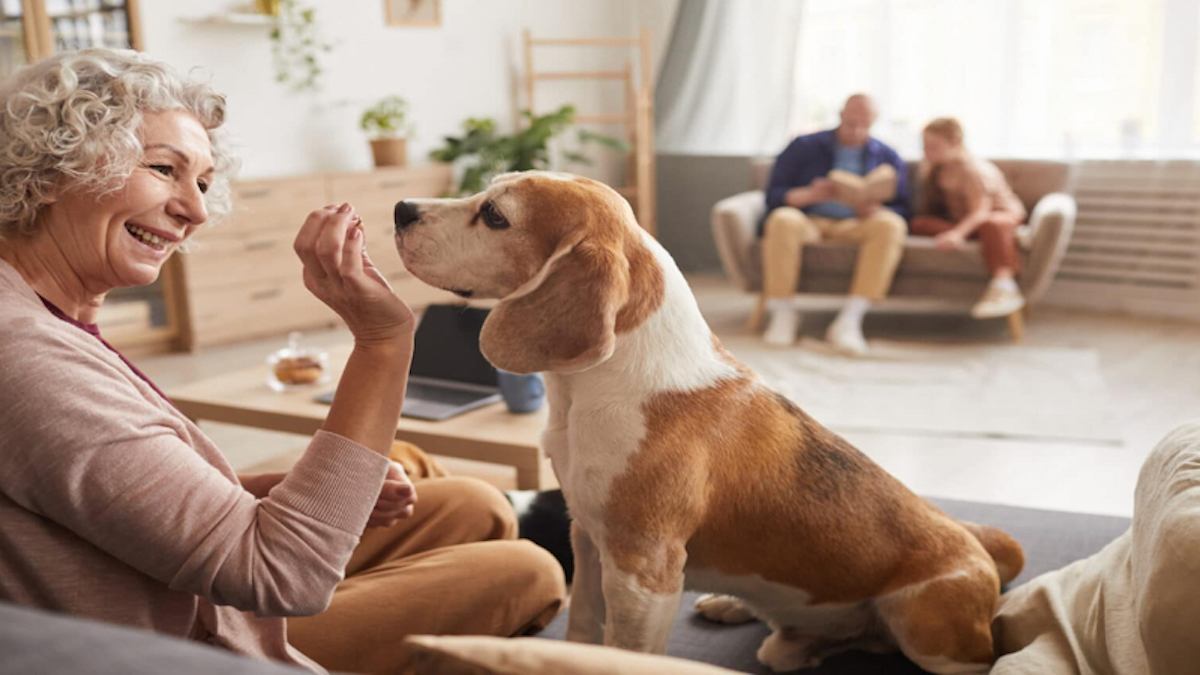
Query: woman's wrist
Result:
<box><xmin>351</xmin><ymin>334</ymin><xmax>414</xmax><ymax>361</ymax></box>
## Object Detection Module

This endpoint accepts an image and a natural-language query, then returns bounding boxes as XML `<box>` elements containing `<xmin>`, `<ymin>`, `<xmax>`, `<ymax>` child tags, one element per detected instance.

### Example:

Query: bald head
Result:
<box><xmin>837</xmin><ymin>94</ymin><xmax>877</xmax><ymax>148</ymax></box>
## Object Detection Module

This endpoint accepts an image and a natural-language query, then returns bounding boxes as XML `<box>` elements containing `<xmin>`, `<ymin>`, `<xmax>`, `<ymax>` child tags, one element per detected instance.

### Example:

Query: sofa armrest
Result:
<box><xmin>711</xmin><ymin>190</ymin><xmax>766</xmax><ymax>292</ymax></box>
<box><xmin>1021</xmin><ymin>192</ymin><xmax>1077</xmax><ymax>306</ymax></box>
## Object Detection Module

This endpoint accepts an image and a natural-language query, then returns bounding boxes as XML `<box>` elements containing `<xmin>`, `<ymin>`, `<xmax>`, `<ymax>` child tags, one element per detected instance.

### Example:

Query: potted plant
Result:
<box><xmin>430</xmin><ymin>105</ymin><xmax>628</xmax><ymax>195</ymax></box>
<box><xmin>255</xmin><ymin>0</ymin><xmax>282</xmax><ymax>15</ymax></box>
<box><xmin>361</xmin><ymin>96</ymin><xmax>415</xmax><ymax>168</ymax></box>
<box><xmin>269</xmin><ymin>0</ymin><xmax>333</xmax><ymax>93</ymax></box>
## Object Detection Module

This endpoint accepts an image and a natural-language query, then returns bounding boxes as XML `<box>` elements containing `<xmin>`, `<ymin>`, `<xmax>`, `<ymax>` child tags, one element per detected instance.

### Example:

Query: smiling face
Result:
<box><xmin>39</xmin><ymin>110</ymin><xmax>214</xmax><ymax>293</ymax></box>
<box><xmin>395</xmin><ymin>172</ymin><xmax>631</xmax><ymax>300</ymax></box>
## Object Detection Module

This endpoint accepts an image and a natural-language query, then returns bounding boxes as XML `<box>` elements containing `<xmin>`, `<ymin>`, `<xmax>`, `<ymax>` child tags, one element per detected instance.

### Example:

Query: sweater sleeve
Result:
<box><xmin>0</xmin><ymin>326</ymin><xmax>390</xmax><ymax>618</ymax></box>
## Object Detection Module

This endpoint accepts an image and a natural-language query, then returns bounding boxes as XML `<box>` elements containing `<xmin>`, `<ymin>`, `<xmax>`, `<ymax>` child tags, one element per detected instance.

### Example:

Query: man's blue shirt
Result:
<box><xmin>807</xmin><ymin>144</ymin><xmax>865</xmax><ymax>220</ymax></box>
<box><xmin>760</xmin><ymin>129</ymin><xmax>910</xmax><ymax>236</ymax></box>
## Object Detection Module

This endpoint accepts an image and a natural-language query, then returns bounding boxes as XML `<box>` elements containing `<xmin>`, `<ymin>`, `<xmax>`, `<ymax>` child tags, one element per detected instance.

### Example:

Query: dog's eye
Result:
<box><xmin>481</xmin><ymin>201</ymin><xmax>509</xmax><ymax>230</ymax></box>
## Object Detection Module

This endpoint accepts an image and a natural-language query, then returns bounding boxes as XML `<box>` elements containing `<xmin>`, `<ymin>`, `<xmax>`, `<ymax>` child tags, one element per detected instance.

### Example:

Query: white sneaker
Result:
<box><xmin>826</xmin><ymin>318</ymin><xmax>868</xmax><ymax>356</ymax></box>
<box><xmin>971</xmin><ymin>285</ymin><xmax>1025</xmax><ymax>319</ymax></box>
<box><xmin>763</xmin><ymin>305</ymin><xmax>800</xmax><ymax>346</ymax></box>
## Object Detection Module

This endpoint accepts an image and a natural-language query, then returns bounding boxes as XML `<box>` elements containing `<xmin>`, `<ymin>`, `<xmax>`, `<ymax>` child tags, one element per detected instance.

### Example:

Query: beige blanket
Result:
<box><xmin>993</xmin><ymin>423</ymin><xmax>1200</xmax><ymax>674</ymax></box>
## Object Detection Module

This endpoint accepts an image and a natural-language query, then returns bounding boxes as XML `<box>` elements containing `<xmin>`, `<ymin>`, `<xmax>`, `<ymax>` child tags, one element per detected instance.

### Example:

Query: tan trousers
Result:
<box><xmin>287</xmin><ymin>444</ymin><xmax>567</xmax><ymax>674</ymax></box>
<box><xmin>762</xmin><ymin>206</ymin><xmax>907</xmax><ymax>302</ymax></box>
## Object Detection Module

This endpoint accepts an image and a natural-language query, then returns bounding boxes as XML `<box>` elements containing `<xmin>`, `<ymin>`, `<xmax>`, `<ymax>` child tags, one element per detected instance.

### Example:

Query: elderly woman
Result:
<box><xmin>0</xmin><ymin>50</ymin><xmax>564</xmax><ymax>674</ymax></box>
<box><xmin>911</xmin><ymin>117</ymin><xmax>1028</xmax><ymax>319</ymax></box>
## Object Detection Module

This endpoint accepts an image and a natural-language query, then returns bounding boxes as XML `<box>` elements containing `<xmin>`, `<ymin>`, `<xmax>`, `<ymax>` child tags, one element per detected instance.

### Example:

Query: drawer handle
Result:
<box><xmin>245</xmin><ymin>240</ymin><xmax>277</xmax><ymax>251</ymax></box>
<box><xmin>239</xmin><ymin>188</ymin><xmax>272</xmax><ymax>199</ymax></box>
<box><xmin>250</xmin><ymin>289</ymin><xmax>282</xmax><ymax>301</ymax></box>
<box><xmin>379</xmin><ymin>179</ymin><xmax>409</xmax><ymax>189</ymax></box>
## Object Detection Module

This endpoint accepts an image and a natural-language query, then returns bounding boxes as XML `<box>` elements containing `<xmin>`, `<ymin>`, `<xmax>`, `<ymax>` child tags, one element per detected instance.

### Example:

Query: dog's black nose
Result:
<box><xmin>394</xmin><ymin>200</ymin><xmax>420</xmax><ymax>231</ymax></box>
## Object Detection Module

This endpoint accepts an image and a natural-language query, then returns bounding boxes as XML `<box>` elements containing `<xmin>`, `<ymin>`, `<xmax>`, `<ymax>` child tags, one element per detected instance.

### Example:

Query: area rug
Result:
<box><xmin>729</xmin><ymin>338</ymin><xmax>1123</xmax><ymax>445</ymax></box>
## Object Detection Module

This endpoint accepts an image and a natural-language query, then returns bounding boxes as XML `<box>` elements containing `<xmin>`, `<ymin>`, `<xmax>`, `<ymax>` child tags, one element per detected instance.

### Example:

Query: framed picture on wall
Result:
<box><xmin>385</xmin><ymin>0</ymin><xmax>441</xmax><ymax>27</ymax></box>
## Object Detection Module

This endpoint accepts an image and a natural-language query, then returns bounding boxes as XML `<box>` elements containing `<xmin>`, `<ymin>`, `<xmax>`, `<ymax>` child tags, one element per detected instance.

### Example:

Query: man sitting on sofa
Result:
<box><xmin>760</xmin><ymin>93</ymin><xmax>909</xmax><ymax>354</ymax></box>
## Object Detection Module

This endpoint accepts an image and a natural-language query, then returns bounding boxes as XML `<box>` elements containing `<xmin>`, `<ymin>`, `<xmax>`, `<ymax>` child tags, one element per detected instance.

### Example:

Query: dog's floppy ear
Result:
<box><xmin>481</xmin><ymin>238</ymin><xmax>627</xmax><ymax>374</ymax></box>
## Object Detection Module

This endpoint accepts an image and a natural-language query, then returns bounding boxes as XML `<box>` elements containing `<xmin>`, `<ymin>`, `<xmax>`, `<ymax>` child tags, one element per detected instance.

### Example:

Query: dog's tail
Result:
<box><xmin>961</xmin><ymin>521</ymin><xmax>1025</xmax><ymax>586</ymax></box>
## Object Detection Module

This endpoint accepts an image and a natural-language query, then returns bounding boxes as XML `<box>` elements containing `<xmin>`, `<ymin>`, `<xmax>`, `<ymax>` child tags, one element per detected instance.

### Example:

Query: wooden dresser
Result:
<box><xmin>177</xmin><ymin>165</ymin><xmax>461</xmax><ymax>349</ymax></box>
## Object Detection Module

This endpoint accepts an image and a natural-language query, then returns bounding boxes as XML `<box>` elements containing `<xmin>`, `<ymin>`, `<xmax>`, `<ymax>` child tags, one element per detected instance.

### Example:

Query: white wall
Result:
<box><xmin>139</xmin><ymin>0</ymin><xmax>670</xmax><ymax>180</ymax></box>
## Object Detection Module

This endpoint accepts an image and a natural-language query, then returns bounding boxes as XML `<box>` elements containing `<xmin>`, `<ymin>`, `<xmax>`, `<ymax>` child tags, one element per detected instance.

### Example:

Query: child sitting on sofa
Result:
<box><xmin>911</xmin><ymin>118</ymin><xmax>1028</xmax><ymax>319</ymax></box>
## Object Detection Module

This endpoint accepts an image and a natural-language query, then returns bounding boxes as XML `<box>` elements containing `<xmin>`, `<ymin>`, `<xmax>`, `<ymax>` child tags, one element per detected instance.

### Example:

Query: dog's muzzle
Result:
<box><xmin>394</xmin><ymin>200</ymin><xmax>420</xmax><ymax>232</ymax></box>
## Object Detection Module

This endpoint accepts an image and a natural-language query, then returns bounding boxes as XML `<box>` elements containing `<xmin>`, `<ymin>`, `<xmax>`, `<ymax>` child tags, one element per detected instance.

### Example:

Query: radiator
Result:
<box><xmin>1044</xmin><ymin>160</ymin><xmax>1200</xmax><ymax>321</ymax></box>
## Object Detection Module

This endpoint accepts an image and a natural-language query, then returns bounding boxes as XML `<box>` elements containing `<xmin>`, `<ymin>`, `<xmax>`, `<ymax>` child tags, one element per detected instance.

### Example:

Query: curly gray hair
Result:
<box><xmin>0</xmin><ymin>49</ymin><xmax>236</xmax><ymax>238</ymax></box>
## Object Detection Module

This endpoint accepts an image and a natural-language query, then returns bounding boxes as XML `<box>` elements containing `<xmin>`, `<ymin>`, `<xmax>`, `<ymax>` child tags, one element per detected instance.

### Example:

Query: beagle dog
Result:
<box><xmin>392</xmin><ymin>172</ymin><xmax>1024</xmax><ymax>674</ymax></box>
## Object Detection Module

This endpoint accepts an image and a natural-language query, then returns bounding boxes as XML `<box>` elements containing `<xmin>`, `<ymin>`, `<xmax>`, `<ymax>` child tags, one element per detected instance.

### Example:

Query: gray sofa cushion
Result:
<box><xmin>540</xmin><ymin>498</ymin><xmax>1131</xmax><ymax>674</ymax></box>
<box><xmin>0</xmin><ymin>602</ymin><xmax>307</xmax><ymax>675</ymax></box>
<box><xmin>1</xmin><ymin>498</ymin><xmax>1123</xmax><ymax>675</ymax></box>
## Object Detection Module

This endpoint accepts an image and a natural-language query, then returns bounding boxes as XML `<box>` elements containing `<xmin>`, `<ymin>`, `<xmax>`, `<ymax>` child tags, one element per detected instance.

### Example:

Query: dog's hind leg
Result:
<box><xmin>757</xmin><ymin>625</ymin><xmax>825</xmax><ymax>672</ymax></box>
<box><xmin>758</xmin><ymin>624</ymin><xmax>893</xmax><ymax>672</ymax></box>
<box><xmin>874</xmin><ymin>569</ymin><xmax>997</xmax><ymax>674</ymax></box>
<box><xmin>694</xmin><ymin>593</ymin><xmax>756</xmax><ymax>624</ymax></box>
<box><xmin>565</xmin><ymin>523</ymin><xmax>606</xmax><ymax>644</ymax></box>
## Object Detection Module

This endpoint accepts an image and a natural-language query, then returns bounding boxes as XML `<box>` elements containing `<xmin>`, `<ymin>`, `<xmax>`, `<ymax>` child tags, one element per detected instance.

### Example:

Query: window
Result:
<box><xmin>792</xmin><ymin>0</ymin><xmax>1187</xmax><ymax>159</ymax></box>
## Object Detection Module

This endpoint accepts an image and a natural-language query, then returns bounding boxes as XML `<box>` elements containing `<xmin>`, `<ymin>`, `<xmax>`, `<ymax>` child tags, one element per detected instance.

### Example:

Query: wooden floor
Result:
<box><xmin>138</xmin><ymin>275</ymin><xmax>1200</xmax><ymax>518</ymax></box>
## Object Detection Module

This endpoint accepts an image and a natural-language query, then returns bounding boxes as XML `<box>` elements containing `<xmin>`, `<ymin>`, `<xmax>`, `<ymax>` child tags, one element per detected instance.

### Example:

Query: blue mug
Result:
<box><xmin>497</xmin><ymin>371</ymin><xmax>546</xmax><ymax>414</ymax></box>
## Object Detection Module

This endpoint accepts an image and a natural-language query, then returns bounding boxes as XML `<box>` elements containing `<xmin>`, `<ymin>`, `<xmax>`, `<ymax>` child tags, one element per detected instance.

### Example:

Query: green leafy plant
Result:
<box><xmin>360</xmin><ymin>96</ymin><xmax>414</xmax><ymax>139</ymax></box>
<box><xmin>270</xmin><ymin>0</ymin><xmax>333</xmax><ymax>93</ymax></box>
<box><xmin>429</xmin><ymin>105</ymin><xmax>630</xmax><ymax>196</ymax></box>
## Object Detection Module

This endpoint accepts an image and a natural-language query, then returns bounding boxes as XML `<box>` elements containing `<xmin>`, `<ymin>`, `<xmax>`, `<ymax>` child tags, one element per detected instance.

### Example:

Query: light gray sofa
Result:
<box><xmin>712</xmin><ymin>158</ymin><xmax>1077</xmax><ymax>340</ymax></box>
<box><xmin>0</xmin><ymin>501</ymin><xmax>1131</xmax><ymax>675</ymax></box>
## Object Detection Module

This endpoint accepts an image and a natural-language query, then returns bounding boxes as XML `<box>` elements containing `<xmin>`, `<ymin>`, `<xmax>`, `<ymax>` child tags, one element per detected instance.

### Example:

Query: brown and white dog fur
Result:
<box><xmin>392</xmin><ymin>171</ymin><xmax>1025</xmax><ymax>674</ymax></box>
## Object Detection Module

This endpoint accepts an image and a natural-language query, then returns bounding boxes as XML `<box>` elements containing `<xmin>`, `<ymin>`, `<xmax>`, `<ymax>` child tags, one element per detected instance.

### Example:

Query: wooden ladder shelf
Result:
<box><xmin>523</xmin><ymin>29</ymin><xmax>657</xmax><ymax>237</ymax></box>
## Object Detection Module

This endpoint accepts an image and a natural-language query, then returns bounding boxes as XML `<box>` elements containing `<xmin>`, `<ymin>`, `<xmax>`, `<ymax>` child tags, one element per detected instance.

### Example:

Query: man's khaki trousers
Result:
<box><xmin>287</xmin><ymin>443</ymin><xmax>567</xmax><ymax>674</ymax></box>
<box><xmin>762</xmin><ymin>206</ymin><xmax>907</xmax><ymax>302</ymax></box>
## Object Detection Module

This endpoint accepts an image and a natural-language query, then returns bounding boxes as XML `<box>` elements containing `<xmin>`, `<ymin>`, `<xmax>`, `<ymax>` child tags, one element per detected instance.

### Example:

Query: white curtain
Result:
<box><xmin>655</xmin><ymin>0</ymin><xmax>803</xmax><ymax>155</ymax></box>
<box><xmin>792</xmin><ymin>0</ymin><xmax>1197</xmax><ymax>160</ymax></box>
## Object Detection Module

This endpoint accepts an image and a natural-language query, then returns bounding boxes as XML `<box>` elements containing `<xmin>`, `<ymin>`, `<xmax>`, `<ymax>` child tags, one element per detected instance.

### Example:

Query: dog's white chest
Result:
<box><xmin>543</xmin><ymin>381</ymin><xmax>648</xmax><ymax>530</ymax></box>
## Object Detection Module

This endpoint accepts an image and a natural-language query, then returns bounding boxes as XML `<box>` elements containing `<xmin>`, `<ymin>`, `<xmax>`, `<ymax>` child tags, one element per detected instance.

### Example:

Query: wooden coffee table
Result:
<box><xmin>167</xmin><ymin>344</ymin><xmax>553</xmax><ymax>489</ymax></box>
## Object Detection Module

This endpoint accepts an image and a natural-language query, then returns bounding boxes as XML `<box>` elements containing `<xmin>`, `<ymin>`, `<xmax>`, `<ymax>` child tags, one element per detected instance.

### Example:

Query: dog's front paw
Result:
<box><xmin>757</xmin><ymin>629</ymin><xmax>821</xmax><ymax>672</ymax></box>
<box><xmin>693</xmin><ymin>593</ymin><xmax>756</xmax><ymax>625</ymax></box>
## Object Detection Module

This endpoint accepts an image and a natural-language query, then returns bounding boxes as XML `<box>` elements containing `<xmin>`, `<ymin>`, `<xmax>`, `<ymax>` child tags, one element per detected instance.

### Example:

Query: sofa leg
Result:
<box><xmin>1007</xmin><ymin>310</ymin><xmax>1026</xmax><ymax>342</ymax></box>
<box><xmin>747</xmin><ymin>294</ymin><xmax>767</xmax><ymax>333</ymax></box>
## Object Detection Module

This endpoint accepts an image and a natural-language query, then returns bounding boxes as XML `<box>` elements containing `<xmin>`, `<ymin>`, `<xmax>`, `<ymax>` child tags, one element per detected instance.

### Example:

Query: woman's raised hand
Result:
<box><xmin>294</xmin><ymin>203</ymin><xmax>415</xmax><ymax>345</ymax></box>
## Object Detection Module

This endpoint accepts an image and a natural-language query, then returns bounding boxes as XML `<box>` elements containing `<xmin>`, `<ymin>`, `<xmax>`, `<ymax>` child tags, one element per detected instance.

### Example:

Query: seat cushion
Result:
<box><xmin>746</xmin><ymin>237</ymin><xmax>1031</xmax><ymax>297</ymax></box>
<box><xmin>540</xmin><ymin>499</ymin><xmax>1130</xmax><ymax>674</ymax></box>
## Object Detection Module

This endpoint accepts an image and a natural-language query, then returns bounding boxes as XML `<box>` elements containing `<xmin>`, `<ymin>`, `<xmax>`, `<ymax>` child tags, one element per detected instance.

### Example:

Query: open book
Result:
<box><xmin>827</xmin><ymin>164</ymin><xmax>897</xmax><ymax>208</ymax></box>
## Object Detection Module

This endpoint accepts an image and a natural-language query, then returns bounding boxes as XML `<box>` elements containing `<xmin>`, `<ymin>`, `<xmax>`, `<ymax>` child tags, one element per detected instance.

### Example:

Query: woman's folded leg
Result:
<box><xmin>287</xmin><ymin>476</ymin><xmax>567</xmax><ymax>673</ymax></box>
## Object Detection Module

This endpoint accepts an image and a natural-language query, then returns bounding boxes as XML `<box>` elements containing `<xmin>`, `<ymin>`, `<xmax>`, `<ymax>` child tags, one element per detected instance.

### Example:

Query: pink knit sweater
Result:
<box><xmin>0</xmin><ymin>259</ymin><xmax>390</xmax><ymax>672</ymax></box>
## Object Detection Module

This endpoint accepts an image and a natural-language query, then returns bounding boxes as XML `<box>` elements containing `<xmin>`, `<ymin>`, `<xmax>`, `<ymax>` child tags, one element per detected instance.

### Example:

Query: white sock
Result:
<box><xmin>834</xmin><ymin>296</ymin><xmax>870</xmax><ymax>328</ymax></box>
<box><xmin>991</xmin><ymin>277</ymin><xmax>1018</xmax><ymax>292</ymax></box>
<box><xmin>767</xmin><ymin>297</ymin><xmax>795</xmax><ymax>313</ymax></box>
